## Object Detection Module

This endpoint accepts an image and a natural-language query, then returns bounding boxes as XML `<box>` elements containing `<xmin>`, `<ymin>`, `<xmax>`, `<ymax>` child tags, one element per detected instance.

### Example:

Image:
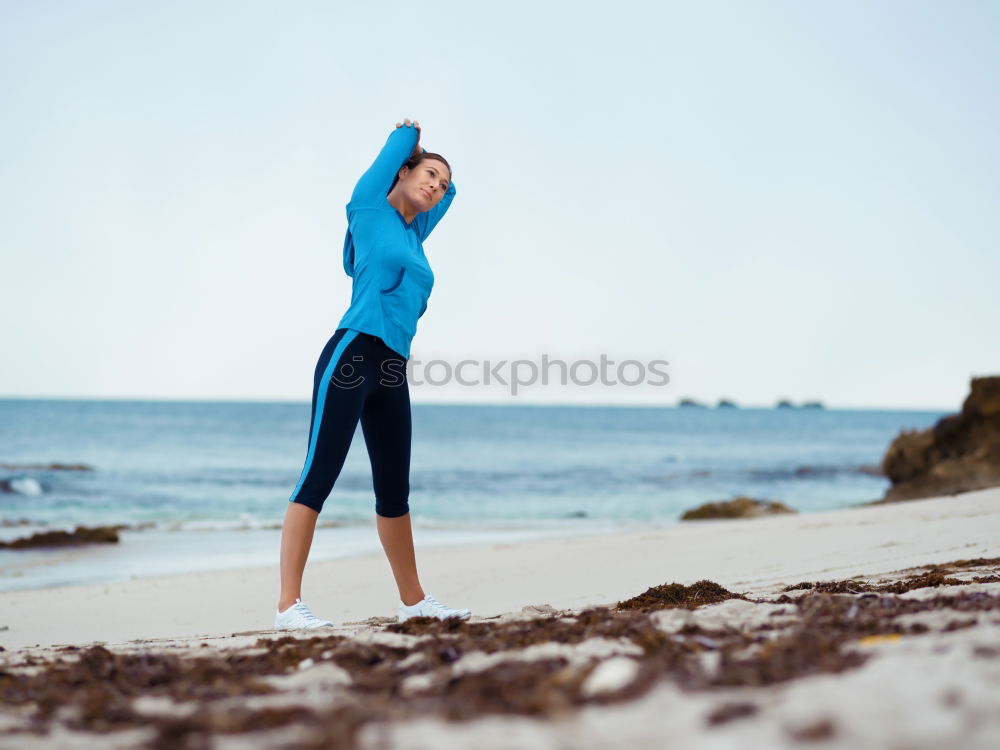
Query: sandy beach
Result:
<box><xmin>1</xmin><ymin>488</ymin><xmax>997</xmax><ymax>651</ymax></box>
<box><xmin>2</xmin><ymin>487</ymin><xmax>999</xmax><ymax>748</ymax></box>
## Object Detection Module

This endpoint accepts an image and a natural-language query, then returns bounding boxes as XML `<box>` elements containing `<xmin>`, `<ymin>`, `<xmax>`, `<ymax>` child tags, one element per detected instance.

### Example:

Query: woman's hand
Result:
<box><xmin>396</xmin><ymin>118</ymin><xmax>421</xmax><ymax>157</ymax></box>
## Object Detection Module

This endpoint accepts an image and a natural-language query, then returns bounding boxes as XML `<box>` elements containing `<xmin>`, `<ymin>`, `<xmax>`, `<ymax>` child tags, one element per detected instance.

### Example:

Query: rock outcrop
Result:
<box><xmin>678</xmin><ymin>398</ymin><xmax>707</xmax><ymax>408</ymax></box>
<box><xmin>879</xmin><ymin>376</ymin><xmax>1000</xmax><ymax>502</ymax></box>
<box><xmin>0</xmin><ymin>525</ymin><xmax>122</xmax><ymax>549</ymax></box>
<box><xmin>680</xmin><ymin>496</ymin><xmax>796</xmax><ymax>520</ymax></box>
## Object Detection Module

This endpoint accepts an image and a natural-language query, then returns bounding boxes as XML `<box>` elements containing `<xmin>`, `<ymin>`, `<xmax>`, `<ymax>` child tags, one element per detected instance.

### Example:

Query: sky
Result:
<box><xmin>1</xmin><ymin>0</ymin><xmax>997</xmax><ymax>409</ymax></box>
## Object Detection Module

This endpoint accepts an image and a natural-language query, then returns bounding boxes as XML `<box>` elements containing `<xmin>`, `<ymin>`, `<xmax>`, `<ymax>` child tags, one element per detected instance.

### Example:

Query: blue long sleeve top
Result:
<box><xmin>336</xmin><ymin>125</ymin><xmax>456</xmax><ymax>359</ymax></box>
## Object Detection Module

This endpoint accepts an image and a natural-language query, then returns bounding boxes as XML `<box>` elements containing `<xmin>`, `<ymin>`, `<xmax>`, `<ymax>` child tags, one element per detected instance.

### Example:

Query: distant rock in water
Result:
<box><xmin>0</xmin><ymin>518</ymin><xmax>33</xmax><ymax>527</ymax></box>
<box><xmin>678</xmin><ymin>398</ymin><xmax>707</xmax><ymax>408</ymax></box>
<box><xmin>774</xmin><ymin>400</ymin><xmax>824</xmax><ymax>409</ymax></box>
<box><xmin>717</xmin><ymin>398</ymin><xmax>738</xmax><ymax>409</ymax></box>
<box><xmin>680</xmin><ymin>496</ymin><xmax>797</xmax><ymax>520</ymax></box>
<box><xmin>0</xmin><ymin>477</ymin><xmax>43</xmax><ymax>496</ymax></box>
<box><xmin>878</xmin><ymin>376</ymin><xmax>1000</xmax><ymax>503</ymax></box>
<box><xmin>0</xmin><ymin>462</ymin><xmax>93</xmax><ymax>471</ymax></box>
<box><xmin>0</xmin><ymin>525</ymin><xmax>123</xmax><ymax>549</ymax></box>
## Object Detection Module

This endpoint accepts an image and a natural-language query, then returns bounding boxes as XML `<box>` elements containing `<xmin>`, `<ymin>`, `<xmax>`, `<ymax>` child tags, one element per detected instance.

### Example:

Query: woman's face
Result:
<box><xmin>398</xmin><ymin>159</ymin><xmax>451</xmax><ymax>211</ymax></box>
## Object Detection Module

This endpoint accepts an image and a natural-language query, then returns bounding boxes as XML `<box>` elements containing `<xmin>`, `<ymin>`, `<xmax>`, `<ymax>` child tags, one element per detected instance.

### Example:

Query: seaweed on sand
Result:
<box><xmin>782</xmin><ymin>556</ymin><xmax>1000</xmax><ymax>595</ymax></box>
<box><xmin>2</xmin><ymin>578</ymin><xmax>998</xmax><ymax>749</ymax></box>
<box><xmin>615</xmin><ymin>579</ymin><xmax>747</xmax><ymax>611</ymax></box>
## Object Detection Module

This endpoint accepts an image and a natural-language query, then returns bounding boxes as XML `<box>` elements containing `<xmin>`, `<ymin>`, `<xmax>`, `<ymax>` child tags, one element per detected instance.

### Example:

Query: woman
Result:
<box><xmin>274</xmin><ymin>119</ymin><xmax>467</xmax><ymax>629</ymax></box>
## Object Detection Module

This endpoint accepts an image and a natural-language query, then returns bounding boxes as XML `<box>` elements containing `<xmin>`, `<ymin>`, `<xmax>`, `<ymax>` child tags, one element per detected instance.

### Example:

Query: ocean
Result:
<box><xmin>0</xmin><ymin>399</ymin><xmax>942</xmax><ymax>591</ymax></box>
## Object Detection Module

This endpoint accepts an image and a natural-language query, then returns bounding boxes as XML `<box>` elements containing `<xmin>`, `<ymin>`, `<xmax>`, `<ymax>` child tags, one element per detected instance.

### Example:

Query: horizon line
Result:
<box><xmin>0</xmin><ymin>394</ymin><xmax>952</xmax><ymax>413</ymax></box>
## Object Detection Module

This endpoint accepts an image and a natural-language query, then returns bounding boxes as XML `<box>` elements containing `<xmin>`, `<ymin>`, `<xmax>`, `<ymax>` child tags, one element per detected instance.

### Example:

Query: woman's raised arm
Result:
<box><xmin>349</xmin><ymin>120</ymin><xmax>421</xmax><ymax>207</ymax></box>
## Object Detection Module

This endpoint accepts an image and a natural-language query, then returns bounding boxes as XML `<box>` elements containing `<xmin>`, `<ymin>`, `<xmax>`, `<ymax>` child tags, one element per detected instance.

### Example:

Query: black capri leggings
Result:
<box><xmin>289</xmin><ymin>328</ymin><xmax>411</xmax><ymax>517</ymax></box>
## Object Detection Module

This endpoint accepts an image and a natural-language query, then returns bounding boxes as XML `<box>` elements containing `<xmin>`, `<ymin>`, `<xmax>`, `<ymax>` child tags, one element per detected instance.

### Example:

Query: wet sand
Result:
<box><xmin>1</xmin><ymin>487</ymin><xmax>999</xmax><ymax>748</ymax></box>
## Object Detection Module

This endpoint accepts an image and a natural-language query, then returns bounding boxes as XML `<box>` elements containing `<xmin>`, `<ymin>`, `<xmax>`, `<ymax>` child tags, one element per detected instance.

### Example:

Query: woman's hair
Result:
<box><xmin>389</xmin><ymin>152</ymin><xmax>452</xmax><ymax>192</ymax></box>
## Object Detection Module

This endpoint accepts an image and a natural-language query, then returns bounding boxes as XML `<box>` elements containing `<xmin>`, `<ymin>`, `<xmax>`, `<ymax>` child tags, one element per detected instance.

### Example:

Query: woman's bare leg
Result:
<box><xmin>277</xmin><ymin>502</ymin><xmax>320</xmax><ymax>611</ymax></box>
<box><xmin>376</xmin><ymin>512</ymin><xmax>425</xmax><ymax>606</ymax></box>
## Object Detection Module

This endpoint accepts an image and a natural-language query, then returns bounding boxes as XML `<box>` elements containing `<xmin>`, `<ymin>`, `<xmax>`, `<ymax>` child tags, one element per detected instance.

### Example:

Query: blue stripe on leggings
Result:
<box><xmin>289</xmin><ymin>329</ymin><xmax>359</xmax><ymax>503</ymax></box>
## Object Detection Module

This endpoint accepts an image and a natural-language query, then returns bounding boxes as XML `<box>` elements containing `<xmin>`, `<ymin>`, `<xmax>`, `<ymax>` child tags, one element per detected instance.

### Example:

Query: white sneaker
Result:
<box><xmin>274</xmin><ymin>598</ymin><xmax>334</xmax><ymax>630</ymax></box>
<box><xmin>397</xmin><ymin>593</ymin><xmax>471</xmax><ymax>623</ymax></box>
